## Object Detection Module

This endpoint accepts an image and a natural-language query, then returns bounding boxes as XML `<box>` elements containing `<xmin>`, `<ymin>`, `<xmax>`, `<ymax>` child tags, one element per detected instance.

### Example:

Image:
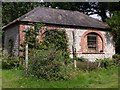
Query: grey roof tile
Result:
<box><xmin>3</xmin><ymin>6</ymin><xmax>109</xmax><ymax>29</ymax></box>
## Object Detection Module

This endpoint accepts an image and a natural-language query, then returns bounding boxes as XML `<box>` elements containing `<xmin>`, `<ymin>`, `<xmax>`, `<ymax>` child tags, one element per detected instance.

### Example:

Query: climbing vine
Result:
<box><xmin>24</xmin><ymin>22</ymin><xmax>44</xmax><ymax>49</ymax></box>
<box><xmin>39</xmin><ymin>30</ymin><xmax>69</xmax><ymax>51</ymax></box>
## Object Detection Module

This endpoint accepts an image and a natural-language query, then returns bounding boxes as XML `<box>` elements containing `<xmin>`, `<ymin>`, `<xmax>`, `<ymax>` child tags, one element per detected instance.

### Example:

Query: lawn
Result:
<box><xmin>2</xmin><ymin>66</ymin><xmax>118</xmax><ymax>88</ymax></box>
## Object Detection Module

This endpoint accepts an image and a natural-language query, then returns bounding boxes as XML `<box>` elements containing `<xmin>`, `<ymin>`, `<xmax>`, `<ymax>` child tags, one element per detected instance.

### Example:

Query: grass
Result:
<box><xmin>2</xmin><ymin>66</ymin><xmax>118</xmax><ymax>88</ymax></box>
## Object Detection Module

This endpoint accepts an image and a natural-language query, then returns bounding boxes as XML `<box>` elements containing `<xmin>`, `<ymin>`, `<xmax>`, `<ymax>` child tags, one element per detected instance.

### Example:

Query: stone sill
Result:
<box><xmin>82</xmin><ymin>52</ymin><xmax>104</xmax><ymax>54</ymax></box>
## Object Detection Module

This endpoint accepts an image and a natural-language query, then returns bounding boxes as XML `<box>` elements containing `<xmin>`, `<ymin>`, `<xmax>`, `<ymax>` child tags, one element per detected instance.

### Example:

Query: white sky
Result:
<box><xmin>89</xmin><ymin>14</ymin><xmax>102</xmax><ymax>21</ymax></box>
<box><xmin>89</xmin><ymin>11</ymin><xmax>111</xmax><ymax>21</ymax></box>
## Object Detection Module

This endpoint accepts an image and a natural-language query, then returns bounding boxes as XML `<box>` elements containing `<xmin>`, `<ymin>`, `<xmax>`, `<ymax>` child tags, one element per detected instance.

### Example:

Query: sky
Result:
<box><xmin>89</xmin><ymin>14</ymin><xmax>102</xmax><ymax>21</ymax></box>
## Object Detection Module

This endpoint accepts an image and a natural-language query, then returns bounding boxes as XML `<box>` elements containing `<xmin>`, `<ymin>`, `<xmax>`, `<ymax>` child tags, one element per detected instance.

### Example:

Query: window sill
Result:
<box><xmin>82</xmin><ymin>52</ymin><xmax>104</xmax><ymax>54</ymax></box>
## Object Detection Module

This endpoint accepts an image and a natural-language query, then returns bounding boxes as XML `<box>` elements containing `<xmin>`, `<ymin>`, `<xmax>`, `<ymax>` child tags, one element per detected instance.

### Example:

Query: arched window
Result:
<box><xmin>81</xmin><ymin>31</ymin><xmax>104</xmax><ymax>53</ymax></box>
<box><xmin>87</xmin><ymin>33</ymin><xmax>97</xmax><ymax>53</ymax></box>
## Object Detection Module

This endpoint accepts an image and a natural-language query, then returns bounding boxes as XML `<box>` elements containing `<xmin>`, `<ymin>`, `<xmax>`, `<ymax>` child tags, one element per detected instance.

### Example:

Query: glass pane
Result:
<box><xmin>87</xmin><ymin>33</ymin><xmax>97</xmax><ymax>49</ymax></box>
<box><xmin>88</xmin><ymin>35</ymin><xmax>96</xmax><ymax>41</ymax></box>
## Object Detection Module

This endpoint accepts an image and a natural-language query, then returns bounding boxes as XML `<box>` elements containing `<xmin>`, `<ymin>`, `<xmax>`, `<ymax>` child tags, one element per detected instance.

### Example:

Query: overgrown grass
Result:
<box><xmin>2</xmin><ymin>66</ymin><xmax>118</xmax><ymax>88</ymax></box>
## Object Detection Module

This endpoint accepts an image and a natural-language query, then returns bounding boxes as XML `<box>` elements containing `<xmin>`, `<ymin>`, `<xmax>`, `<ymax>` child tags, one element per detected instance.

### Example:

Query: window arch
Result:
<box><xmin>81</xmin><ymin>31</ymin><xmax>105</xmax><ymax>53</ymax></box>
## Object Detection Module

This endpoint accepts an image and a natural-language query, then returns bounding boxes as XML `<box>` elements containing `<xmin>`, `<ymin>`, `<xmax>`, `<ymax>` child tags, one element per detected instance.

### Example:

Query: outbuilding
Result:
<box><xmin>2</xmin><ymin>7</ymin><xmax>115</xmax><ymax>61</ymax></box>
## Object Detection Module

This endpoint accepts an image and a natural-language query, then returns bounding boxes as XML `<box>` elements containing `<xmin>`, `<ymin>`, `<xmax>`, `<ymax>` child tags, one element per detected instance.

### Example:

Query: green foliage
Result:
<box><xmin>24</xmin><ymin>27</ymin><xmax>37</xmax><ymax>48</ymax></box>
<box><xmin>2</xmin><ymin>2</ymin><xmax>120</xmax><ymax>25</ymax></box>
<box><xmin>2</xmin><ymin>66</ymin><xmax>118</xmax><ymax>88</ymax></box>
<box><xmin>96</xmin><ymin>58</ymin><xmax>116</xmax><ymax>69</ymax></box>
<box><xmin>112</xmin><ymin>54</ymin><xmax>120</xmax><ymax>65</ymax></box>
<box><xmin>77</xmin><ymin>57</ymin><xmax>118</xmax><ymax>71</ymax></box>
<box><xmin>39</xmin><ymin>30</ymin><xmax>69</xmax><ymax>51</ymax></box>
<box><xmin>106</xmin><ymin>11</ymin><xmax>120</xmax><ymax>53</ymax></box>
<box><xmin>112</xmin><ymin>54</ymin><xmax>120</xmax><ymax>60</ymax></box>
<box><xmin>2</xmin><ymin>2</ymin><xmax>40</xmax><ymax>26</ymax></box>
<box><xmin>2</xmin><ymin>55</ymin><xmax>19</xmax><ymax>69</ymax></box>
<box><xmin>24</xmin><ymin>22</ymin><xmax>44</xmax><ymax>49</ymax></box>
<box><xmin>27</xmin><ymin>49</ymin><xmax>75</xmax><ymax>80</ymax></box>
<box><xmin>24</xmin><ymin>24</ymin><xmax>72</xmax><ymax>80</ymax></box>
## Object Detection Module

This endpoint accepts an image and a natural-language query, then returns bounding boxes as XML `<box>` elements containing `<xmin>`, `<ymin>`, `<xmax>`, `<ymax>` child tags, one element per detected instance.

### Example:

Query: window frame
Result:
<box><xmin>87</xmin><ymin>33</ymin><xmax>98</xmax><ymax>53</ymax></box>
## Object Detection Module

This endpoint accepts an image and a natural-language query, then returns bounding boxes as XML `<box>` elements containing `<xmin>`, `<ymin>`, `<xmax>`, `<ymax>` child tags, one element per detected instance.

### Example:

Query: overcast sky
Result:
<box><xmin>89</xmin><ymin>14</ymin><xmax>102</xmax><ymax>21</ymax></box>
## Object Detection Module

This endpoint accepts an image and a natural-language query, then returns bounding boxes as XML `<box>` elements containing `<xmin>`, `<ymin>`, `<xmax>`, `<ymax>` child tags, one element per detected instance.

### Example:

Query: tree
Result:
<box><xmin>106</xmin><ymin>11</ymin><xmax>120</xmax><ymax>54</ymax></box>
<box><xmin>2</xmin><ymin>2</ymin><xmax>40</xmax><ymax>26</ymax></box>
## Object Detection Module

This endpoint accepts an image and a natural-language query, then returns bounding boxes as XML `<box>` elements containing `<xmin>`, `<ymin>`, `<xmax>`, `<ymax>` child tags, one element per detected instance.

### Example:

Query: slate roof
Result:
<box><xmin>3</xmin><ymin>6</ymin><xmax>109</xmax><ymax>29</ymax></box>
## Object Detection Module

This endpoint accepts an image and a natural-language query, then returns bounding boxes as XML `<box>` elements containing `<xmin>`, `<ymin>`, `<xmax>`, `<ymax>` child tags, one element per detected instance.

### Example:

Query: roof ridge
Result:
<box><xmin>39</xmin><ymin>6</ymin><xmax>84</xmax><ymax>14</ymax></box>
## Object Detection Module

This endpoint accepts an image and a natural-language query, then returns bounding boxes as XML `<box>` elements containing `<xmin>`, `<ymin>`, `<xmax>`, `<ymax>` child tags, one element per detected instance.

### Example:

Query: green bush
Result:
<box><xmin>27</xmin><ymin>49</ymin><xmax>76</xmax><ymax>80</ymax></box>
<box><xmin>2</xmin><ymin>55</ymin><xmax>19</xmax><ymax>69</ymax></box>
<box><xmin>112</xmin><ymin>54</ymin><xmax>120</xmax><ymax>65</ymax></box>
<box><xmin>96</xmin><ymin>58</ymin><xmax>116</xmax><ymax>69</ymax></box>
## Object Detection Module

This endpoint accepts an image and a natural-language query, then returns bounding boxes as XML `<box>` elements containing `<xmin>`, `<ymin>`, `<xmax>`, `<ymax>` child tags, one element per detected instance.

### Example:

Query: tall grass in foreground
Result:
<box><xmin>2</xmin><ymin>66</ymin><xmax>118</xmax><ymax>88</ymax></box>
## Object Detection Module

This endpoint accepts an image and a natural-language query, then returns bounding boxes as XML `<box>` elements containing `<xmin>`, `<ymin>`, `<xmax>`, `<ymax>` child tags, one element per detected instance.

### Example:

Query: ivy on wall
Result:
<box><xmin>40</xmin><ymin>30</ymin><xmax>69</xmax><ymax>51</ymax></box>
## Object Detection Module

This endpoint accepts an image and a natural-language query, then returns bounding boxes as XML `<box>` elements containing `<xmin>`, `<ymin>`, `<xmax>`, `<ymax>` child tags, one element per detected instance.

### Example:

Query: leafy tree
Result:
<box><xmin>107</xmin><ymin>11</ymin><xmax>120</xmax><ymax>54</ymax></box>
<box><xmin>2</xmin><ymin>2</ymin><xmax>40</xmax><ymax>26</ymax></box>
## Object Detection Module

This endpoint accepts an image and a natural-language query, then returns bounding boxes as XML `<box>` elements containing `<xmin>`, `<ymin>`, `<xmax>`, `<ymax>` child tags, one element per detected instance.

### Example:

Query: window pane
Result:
<box><xmin>87</xmin><ymin>33</ymin><xmax>97</xmax><ymax>50</ymax></box>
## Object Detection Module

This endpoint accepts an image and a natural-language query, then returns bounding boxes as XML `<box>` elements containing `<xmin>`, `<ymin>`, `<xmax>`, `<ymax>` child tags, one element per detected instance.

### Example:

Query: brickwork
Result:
<box><xmin>80</xmin><ymin>30</ymin><xmax>105</xmax><ymax>53</ymax></box>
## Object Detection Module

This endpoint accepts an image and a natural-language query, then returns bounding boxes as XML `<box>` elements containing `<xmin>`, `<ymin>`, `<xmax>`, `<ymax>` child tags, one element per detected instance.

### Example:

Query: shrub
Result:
<box><xmin>2</xmin><ymin>55</ymin><xmax>19</xmax><ymax>69</ymax></box>
<box><xmin>96</xmin><ymin>58</ymin><xmax>116</xmax><ymax>69</ymax></box>
<box><xmin>112</xmin><ymin>54</ymin><xmax>120</xmax><ymax>65</ymax></box>
<box><xmin>27</xmin><ymin>49</ymin><xmax>76</xmax><ymax>80</ymax></box>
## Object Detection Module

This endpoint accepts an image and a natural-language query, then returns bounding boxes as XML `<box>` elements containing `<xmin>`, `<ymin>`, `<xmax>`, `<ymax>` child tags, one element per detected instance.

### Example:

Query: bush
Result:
<box><xmin>27</xmin><ymin>49</ymin><xmax>76</xmax><ymax>80</ymax></box>
<box><xmin>96</xmin><ymin>58</ymin><xmax>116</xmax><ymax>69</ymax></box>
<box><xmin>112</xmin><ymin>54</ymin><xmax>120</xmax><ymax>65</ymax></box>
<box><xmin>2</xmin><ymin>55</ymin><xmax>19</xmax><ymax>69</ymax></box>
